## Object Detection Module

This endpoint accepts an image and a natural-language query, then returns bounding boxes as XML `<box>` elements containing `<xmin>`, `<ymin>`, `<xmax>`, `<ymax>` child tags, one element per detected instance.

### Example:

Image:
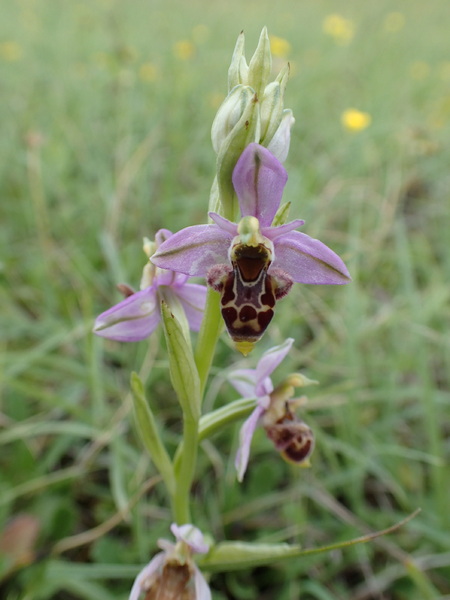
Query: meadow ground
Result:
<box><xmin>1</xmin><ymin>0</ymin><xmax>450</xmax><ymax>598</ymax></box>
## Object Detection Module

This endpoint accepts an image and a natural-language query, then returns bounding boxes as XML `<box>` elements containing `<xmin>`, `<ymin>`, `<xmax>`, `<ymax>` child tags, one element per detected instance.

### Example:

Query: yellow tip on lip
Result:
<box><xmin>234</xmin><ymin>340</ymin><xmax>255</xmax><ymax>356</ymax></box>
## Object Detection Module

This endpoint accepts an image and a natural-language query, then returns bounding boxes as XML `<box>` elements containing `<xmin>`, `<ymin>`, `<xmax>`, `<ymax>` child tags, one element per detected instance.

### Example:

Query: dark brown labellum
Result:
<box><xmin>144</xmin><ymin>559</ymin><xmax>195</xmax><ymax>600</ymax></box>
<box><xmin>207</xmin><ymin>241</ymin><xmax>292</xmax><ymax>354</ymax></box>
<box><xmin>264</xmin><ymin>405</ymin><xmax>315</xmax><ymax>465</ymax></box>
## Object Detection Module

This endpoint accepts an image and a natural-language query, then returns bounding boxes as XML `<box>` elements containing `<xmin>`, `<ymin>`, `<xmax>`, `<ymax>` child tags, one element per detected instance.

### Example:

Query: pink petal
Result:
<box><xmin>170</xmin><ymin>524</ymin><xmax>210</xmax><ymax>554</ymax></box>
<box><xmin>154</xmin><ymin>228</ymin><xmax>173</xmax><ymax>248</ymax></box>
<box><xmin>232</xmin><ymin>143</ymin><xmax>288</xmax><ymax>227</ymax></box>
<box><xmin>174</xmin><ymin>283</ymin><xmax>208</xmax><ymax>332</ymax></box>
<box><xmin>151</xmin><ymin>225</ymin><xmax>232</xmax><ymax>277</ymax></box>
<box><xmin>255</xmin><ymin>338</ymin><xmax>294</xmax><ymax>396</ymax></box>
<box><xmin>235</xmin><ymin>404</ymin><xmax>266</xmax><ymax>482</ymax></box>
<box><xmin>128</xmin><ymin>552</ymin><xmax>165</xmax><ymax>600</ymax></box>
<box><xmin>209</xmin><ymin>212</ymin><xmax>238</xmax><ymax>236</ymax></box>
<box><xmin>93</xmin><ymin>287</ymin><xmax>160</xmax><ymax>342</ymax></box>
<box><xmin>272</xmin><ymin>231</ymin><xmax>351</xmax><ymax>284</ymax></box>
<box><xmin>155</xmin><ymin>269</ymin><xmax>189</xmax><ymax>287</ymax></box>
<box><xmin>194</xmin><ymin>565</ymin><xmax>212</xmax><ymax>600</ymax></box>
<box><xmin>262</xmin><ymin>219</ymin><xmax>305</xmax><ymax>240</ymax></box>
<box><xmin>228</xmin><ymin>368</ymin><xmax>259</xmax><ymax>398</ymax></box>
<box><xmin>266</xmin><ymin>109</ymin><xmax>295</xmax><ymax>163</ymax></box>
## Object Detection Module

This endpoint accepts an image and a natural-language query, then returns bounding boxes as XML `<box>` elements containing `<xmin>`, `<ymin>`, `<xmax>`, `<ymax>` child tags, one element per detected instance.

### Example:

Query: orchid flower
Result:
<box><xmin>228</xmin><ymin>338</ymin><xmax>314</xmax><ymax>482</ymax></box>
<box><xmin>93</xmin><ymin>229</ymin><xmax>207</xmax><ymax>342</ymax></box>
<box><xmin>129</xmin><ymin>523</ymin><xmax>211</xmax><ymax>600</ymax></box>
<box><xmin>151</xmin><ymin>143</ymin><xmax>350</xmax><ymax>354</ymax></box>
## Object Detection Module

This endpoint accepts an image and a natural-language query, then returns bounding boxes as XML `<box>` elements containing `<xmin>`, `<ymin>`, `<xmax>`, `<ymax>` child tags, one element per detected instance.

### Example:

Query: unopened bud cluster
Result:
<box><xmin>210</xmin><ymin>27</ymin><xmax>295</xmax><ymax>220</ymax></box>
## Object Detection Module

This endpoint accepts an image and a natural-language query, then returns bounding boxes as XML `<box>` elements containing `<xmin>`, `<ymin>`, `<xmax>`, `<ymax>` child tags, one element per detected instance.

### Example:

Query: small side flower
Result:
<box><xmin>129</xmin><ymin>524</ymin><xmax>211</xmax><ymax>600</ymax></box>
<box><xmin>93</xmin><ymin>229</ymin><xmax>207</xmax><ymax>342</ymax></box>
<box><xmin>228</xmin><ymin>338</ymin><xmax>316</xmax><ymax>481</ymax></box>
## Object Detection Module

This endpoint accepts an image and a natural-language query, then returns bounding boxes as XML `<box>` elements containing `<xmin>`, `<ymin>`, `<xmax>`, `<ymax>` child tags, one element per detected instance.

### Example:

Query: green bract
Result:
<box><xmin>161</xmin><ymin>301</ymin><xmax>201</xmax><ymax>423</ymax></box>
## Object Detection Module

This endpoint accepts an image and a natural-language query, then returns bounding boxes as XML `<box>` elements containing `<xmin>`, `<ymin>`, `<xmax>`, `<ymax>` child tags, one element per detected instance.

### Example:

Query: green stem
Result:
<box><xmin>172</xmin><ymin>397</ymin><xmax>256</xmax><ymax>475</ymax></box>
<box><xmin>194</xmin><ymin>288</ymin><xmax>223</xmax><ymax>398</ymax></box>
<box><xmin>173</xmin><ymin>413</ymin><xmax>199</xmax><ymax>524</ymax></box>
<box><xmin>170</xmin><ymin>290</ymin><xmax>222</xmax><ymax>522</ymax></box>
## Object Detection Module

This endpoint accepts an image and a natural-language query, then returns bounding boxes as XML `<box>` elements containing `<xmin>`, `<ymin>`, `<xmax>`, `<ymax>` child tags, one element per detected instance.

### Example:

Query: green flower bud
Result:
<box><xmin>248</xmin><ymin>26</ymin><xmax>272</xmax><ymax>100</ymax></box>
<box><xmin>260</xmin><ymin>63</ymin><xmax>290</xmax><ymax>144</ymax></box>
<box><xmin>266</xmin><ymin>108</ymin><xmax>295</xmax><ymax>162</ymax></box>
<box><xmin>215</xmin><ymin>93</ymin><xmax>260</xmax><ymax>220</ymax></box>
<box><xmin>228</xmin><ymin>30</ymin><xmax>249</xmax><ymax>90</ymax></box>
<box><xmin>259</xmin><ymin>81</ymin><xmax>283</xmax><ymax>143</ymax></box>
<box><xmin>211</xmin><ymin>28</ymin><xmax>295</xmax><ymax>216</ymax></box>
<box><xmin>211</xmin><ymin>85</ymin><xmax>254</xmax><ymax>154</ymax></box>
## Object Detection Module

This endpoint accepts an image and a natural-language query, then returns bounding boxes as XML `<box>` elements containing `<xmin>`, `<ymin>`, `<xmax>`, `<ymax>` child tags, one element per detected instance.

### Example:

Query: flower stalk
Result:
<box><xmin>194</xmin><ymin>287</ymin><xmax>223</xmax><ymax>398</ymax></box>
<box><xmin>85</xmin><ymin>29</ymin><xmax>397</xmax><ymax>600</ymax></box>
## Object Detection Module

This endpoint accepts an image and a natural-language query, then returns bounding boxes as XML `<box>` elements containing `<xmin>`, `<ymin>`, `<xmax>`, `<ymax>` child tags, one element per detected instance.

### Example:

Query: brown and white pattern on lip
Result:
<box><xmin>207</xmin><ymin>233</ymin><xmax>292</xmax><ymax>355</ymax></box>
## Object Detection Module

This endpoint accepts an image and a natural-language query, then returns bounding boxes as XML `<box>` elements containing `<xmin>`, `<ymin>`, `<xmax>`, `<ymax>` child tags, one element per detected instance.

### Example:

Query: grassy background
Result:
<box><xmin>1</xmin><ymin>0</ymin><xmax>450</xmax><ymax>598</ymax></box>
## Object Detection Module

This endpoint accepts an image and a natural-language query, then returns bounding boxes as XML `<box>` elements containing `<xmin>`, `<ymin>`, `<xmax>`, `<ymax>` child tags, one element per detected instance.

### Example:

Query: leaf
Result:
<box><xmin>199</xmin><ymin>510</ymin><xmax>421</xmax><ymax>572</ymax></box>
<box><xmin>130</xmin><ymin>372</ymin><xmax>175</xmax><ymax>496</ymax></box>
<box><xmin>198</xmin><ymin>541</ymin><xmax>302</xmax><ymax>572</ymax></box>
<box><xmin>199</xmin><ymin>397</ymin><xmax>256</xmax><ymax>441</ymax></box>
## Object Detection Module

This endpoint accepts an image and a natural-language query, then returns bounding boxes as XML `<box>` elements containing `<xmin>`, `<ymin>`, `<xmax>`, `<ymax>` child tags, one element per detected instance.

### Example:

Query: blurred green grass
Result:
<box><xmin>1</xmin><ymin>0</ymin><xmax>450</xmax><ymax>598</ymax></box>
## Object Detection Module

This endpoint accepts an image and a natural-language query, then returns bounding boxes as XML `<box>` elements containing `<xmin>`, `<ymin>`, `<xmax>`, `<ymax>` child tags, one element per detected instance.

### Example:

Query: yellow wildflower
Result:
<box><xmin>341</xmin><ymin>108</ymin><xmax>371</xmax><ymax>132</ymax></box>
<box><xmin>269</xmin><ymin>35</ymin><xmax>291</xmax><ymax>59</ymax></box>
<box><xmin>323</xmin><ymin>14</ymin><xmax>354</xmax><ymax>45</ymax></box>
<box><xmin>383</xmin><ymin>12</ymin><xmax>405</xmax><ymax>33</ymax></box>
<box><xmin>0</xmin><ymin>41</ymin><xmax>23</xmax><ymax>61</ymax></box>
<box><xmin>139</xmin><ymin>62</ymin><xmax>159</xmax><ymax>83</ymax></box>
<box><xmin>173</xmin><ymin>40</ymin><xmax>195</xmax><ymax>60</ymax></box>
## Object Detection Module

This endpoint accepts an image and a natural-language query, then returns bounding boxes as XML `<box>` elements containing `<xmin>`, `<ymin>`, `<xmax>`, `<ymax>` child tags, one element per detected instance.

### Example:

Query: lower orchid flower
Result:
<box><xmin>129</xmin><ymin>523</ymin><xmax>211</xmax><ymax>600</ymax></box>
<box><xmin>151</xmin><ymin>143</ymin><xmax>351</xmax><ymax>354</ymax></box>
<box><xmin>93</xmin><ymin>229</ymin><xmax>207</xmax><ymax>342</ymax></box>
<box><xmin>228</xmin><ymin>338</ymin><xmax>315</xmax><ymax>482</ymax></box>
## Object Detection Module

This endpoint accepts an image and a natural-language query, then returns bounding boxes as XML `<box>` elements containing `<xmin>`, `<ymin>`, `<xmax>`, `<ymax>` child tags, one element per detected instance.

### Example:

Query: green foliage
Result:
<box><xmin>1</xmin><ymin>0</ymin><xmax>450</xmax><ymax>598</ymax></box>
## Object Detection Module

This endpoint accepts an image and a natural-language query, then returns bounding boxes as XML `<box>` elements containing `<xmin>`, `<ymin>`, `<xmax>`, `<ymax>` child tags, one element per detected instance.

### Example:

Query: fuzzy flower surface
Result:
<box><xmin>93</xmin><ymin>229</ymin><xmax>207</xmax><ymax>342</ymax></box>
<box><xmin>229</xmin><ymin>338</ymin><xmax>314</xmax><ymax>481</ymax></box>
<box><xmin>129</xmin><ymin>523</ymin><xmax>211</xmax><ymax>600</ymax></box>
<box><xmin>151</xmin><ymin>144</ymin><xmax>350</xmax><ymax>350</ymax></box>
